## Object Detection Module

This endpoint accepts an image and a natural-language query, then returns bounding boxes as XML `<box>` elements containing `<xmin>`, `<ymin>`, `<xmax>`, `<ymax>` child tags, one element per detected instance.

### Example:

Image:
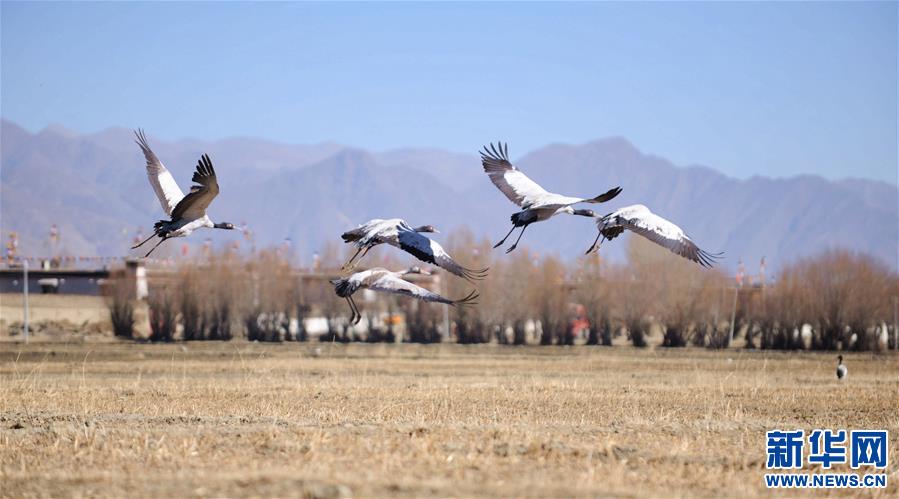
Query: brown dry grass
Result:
<box><xmin>1</xmin><ymin>343</ymin><xmax>897</xmax><ymax>498</ymax></box>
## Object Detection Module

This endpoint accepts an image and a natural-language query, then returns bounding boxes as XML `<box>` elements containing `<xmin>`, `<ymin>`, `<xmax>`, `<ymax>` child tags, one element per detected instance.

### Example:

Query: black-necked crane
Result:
<box><xmin>585</xmin><ymin>204</ymin><xmax>722</xmax><ymax>267</ymax></box>
<box><xmin>131</xmin><ymin>129</ymin><xmax>235</xmax><ymax>257</ymax></box>
<box><xmin>340</xmin><ymin>218</ymin><xmax>488</xmax><ymax>281</ymax></box>
<box><xmin>330</xmin><ymin>267</ymin><xmax>479</xmax><ymax>325</ymax></box>
<box><xmin>481</xmin><ymin>142</ymin><xmax>622</xmax><ymax>253</ymax></box>
<box><xmin>836</xmin><ymin>355</ymin><xmax>847</xmax><ymax>379</ymax></box>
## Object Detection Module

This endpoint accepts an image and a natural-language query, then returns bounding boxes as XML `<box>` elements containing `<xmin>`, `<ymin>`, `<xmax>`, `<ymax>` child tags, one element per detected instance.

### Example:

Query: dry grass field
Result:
<box><xmin>1</xmin><ymin>342</ymin><xmax>897</xmax><ymax>498</ymax></box>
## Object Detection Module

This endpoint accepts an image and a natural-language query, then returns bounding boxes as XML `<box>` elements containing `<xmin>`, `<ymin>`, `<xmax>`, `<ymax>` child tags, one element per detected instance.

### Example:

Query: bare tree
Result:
<box><xmin>529</xmin><ymin>255</ymin><xmax>569</xmax><ymax>345</ymax></box>
<box><xmin>106</xmin><ymin>227</ymin><xmax>899</xmax><ymax>353</ymax></box>
<box><xmin>147</xmin><ymin>284</ymin><xmax>177</xmax><ymax>342</ymax></box>
<box><xmin>105</xmin><ymin>275</ymin><xmax>135</xmax><ymax>338</ymax></box>
<box><xmin>575</xmin><ymin>254</ymin><xmax>613</xmax><ymax>346</ymax></box>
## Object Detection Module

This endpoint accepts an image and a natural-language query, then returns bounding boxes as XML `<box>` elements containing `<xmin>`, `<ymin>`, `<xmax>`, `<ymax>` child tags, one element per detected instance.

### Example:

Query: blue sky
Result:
<box><xmin>2</xmin><ymin>2</ymin><xmax>896</xmax><ymax>184</ymax></box>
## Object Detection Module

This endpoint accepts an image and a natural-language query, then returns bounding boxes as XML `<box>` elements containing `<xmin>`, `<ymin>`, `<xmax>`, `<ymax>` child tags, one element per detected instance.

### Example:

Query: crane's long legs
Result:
<box><xmin>345</xmin><ymin>297</ymin><xmax>358</xmax><ymax>325</ymax></box>
<box><xmin>131</xmin><ymin>232</ymin><xmax>156</xmax><ymax>250</ymax></box>
<box><xmin>493</xmin><ymin>225</ymin><xmax>517</xmax><ymax>249</ymax></box>
<box><xmin>348</xmin><ymin>296</ymin><xmax>362</xmax><ymax>325</ymax></box>
<box><xmin>505</xmin><ymin>224</ymin><xmax>529</xmax><ymax>254</ymax></box>
<box><xmin>585</xmin><ymin>234</ymin><xmax>606</xmax><ymax>255</ymax></box>
<box><xmin>341</xmin><ymin>246</ymin><xmax>372</xmax><ymax>272</ymax></box>
<box><xmin>341</xmin><ymin>247</ymin><xmax>364</xmax><ymax>271</ymax></box>
<box><xmin>144</xmin><ymin>236</ymin><xmax>169</xmax><ymax>258</ymax></box>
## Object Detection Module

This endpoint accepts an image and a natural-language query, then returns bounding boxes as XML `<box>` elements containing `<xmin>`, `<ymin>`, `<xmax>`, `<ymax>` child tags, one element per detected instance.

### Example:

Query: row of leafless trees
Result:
<box><xmin>740</xmin><ymin>250</ymin><xmax>897</xmax><ymax>351</ymax></box>
<box><xmin>106</xmin><ymin>228</ymin><xmax>898</xmax><ymax>350</ymax></box>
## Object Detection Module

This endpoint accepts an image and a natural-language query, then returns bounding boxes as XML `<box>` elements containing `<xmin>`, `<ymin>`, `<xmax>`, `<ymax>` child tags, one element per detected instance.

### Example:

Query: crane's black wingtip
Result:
<box><xmin>480</xmin><ymin>141</ymin><xmax>510</xmax><ymax>163</ymax></box>
<box><xmin>134</xmin><ymin>128</ymin><xmax>150</xmax><ymax>149</ymax></box>
<box><xmin>453</xmin><ymin>289</ymin><xmax>480</xmax><ymax>306</ymax></box>
<box><xmin>591</xmin><ymin>186</ymin><xmax>623</xmax><ymax>203</ymax></box>
<box><xmin>462</xmin><ymin>266</ymin><xmax>490</xmax><ymax>282</ymax></box>
<box><xmin>695</xmin><ymin>249</ymin><xmax>724</xmax><ymax>268</ymax></box>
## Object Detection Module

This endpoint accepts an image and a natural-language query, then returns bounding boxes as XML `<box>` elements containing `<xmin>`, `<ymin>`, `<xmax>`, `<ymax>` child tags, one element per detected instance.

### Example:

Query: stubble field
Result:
<box><xmin>1</xmin><ymin>342</ymin><xmax>897</xmax><ymax>498</ymax></box>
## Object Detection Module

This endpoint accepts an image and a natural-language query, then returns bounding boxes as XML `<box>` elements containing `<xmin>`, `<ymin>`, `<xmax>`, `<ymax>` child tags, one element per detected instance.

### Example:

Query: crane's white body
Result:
<box><xmin>836</xmin><ymin>356</ymin><xmax>847</xmax><ymax>379</ymax></box>
<box><xmin>350</xmin><ymin>218</ymin><xmax>408</xmax><ymax>247</ymax></box>
<box><xmin>600</xmin><ymin>205</ymin><xmax>687</xmax><ymax>242</ymax></box>
<box><xmin>512</xmin><ymin>205</ymin><xmax>579</xmax><ymax>225</ymax></box>
<box><xmin>163</xmin><ymin>216</ymin><xmax>215</xmax><ymax>238</ymax></box>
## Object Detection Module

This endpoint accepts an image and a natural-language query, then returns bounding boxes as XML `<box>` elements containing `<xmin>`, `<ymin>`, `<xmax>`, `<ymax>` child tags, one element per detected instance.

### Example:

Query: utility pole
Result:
<box><xmin>23</xmin><ymin>259</ymin><xmax>30</xmax><ymax>344</ymax></box>
<box><xmin>714</xmin><ymin>284</ymin><xmax>724</xmax><ymax>326</ymax></box>
<box><xmin>728</xmin><ymin>286</ymin><xmax>738</xmax><ymax>347</ymax></box>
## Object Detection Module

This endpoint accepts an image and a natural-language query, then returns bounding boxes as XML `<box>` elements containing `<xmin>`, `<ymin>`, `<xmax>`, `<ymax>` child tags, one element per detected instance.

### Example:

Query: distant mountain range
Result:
<box><xmin>1</xmin><ymin>119</ymin><xmax>896</xmax><ymax>272</ymax></box>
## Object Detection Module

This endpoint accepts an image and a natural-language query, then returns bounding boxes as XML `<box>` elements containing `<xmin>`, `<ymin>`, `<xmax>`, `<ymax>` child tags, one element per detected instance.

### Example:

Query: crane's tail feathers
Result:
<box><xmin>340</xmin><ymin>228</ymin><xmax>365</xmax><ymax>243</ymax></box>
<box><xmin>331</xmin><ymin>278</ymin><xmax>353</xmax><ymax>297</ymax></box>
<box><xmin>587</xmin><ymin>186</ymin><xmax>623</xmax><ymax>204</ymax></box>
<box><xmin>152</xmin><ymin>220</ymin><xmax>175</xmax><ymax>238</ymax></box>
<box><xmin>452</xmin><ymin>290</ymin><xmax>480</xmax><ymax>307</ymax></box>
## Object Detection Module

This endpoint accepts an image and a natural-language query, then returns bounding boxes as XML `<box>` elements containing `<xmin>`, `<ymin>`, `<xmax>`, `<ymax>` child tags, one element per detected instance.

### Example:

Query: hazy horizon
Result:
<box><xmin>5</xmin><ymin>117</ymin><xmax>897</xmax><ymax>188</ymax></box>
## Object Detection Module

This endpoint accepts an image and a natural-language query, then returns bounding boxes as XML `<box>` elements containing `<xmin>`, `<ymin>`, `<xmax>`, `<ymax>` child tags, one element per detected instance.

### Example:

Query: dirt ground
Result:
<box><xmin>1</xmin><ymin>342</ymin><xmax>896</xmax><ymax>498</ymax></box>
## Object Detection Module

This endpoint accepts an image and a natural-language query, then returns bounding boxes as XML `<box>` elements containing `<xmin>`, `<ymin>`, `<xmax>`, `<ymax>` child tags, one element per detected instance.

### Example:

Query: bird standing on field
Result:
<box><xmin>836</xmin><ymin>355</ymin><xmax>847</xmax><ymax>379</ymax></box>
<box><xmin>586</xmin><ymin>204</ymin><xmax>722</xmax><ymax>267</ymax></box>
<box><xmin>481</xmin><ymin>142</ymin><xmax>622</xmax><ymax>253</ymax></box>
<box><xmin>132</xmin><ymin>130</ymin><xmax>235</xmax><ymax>257</ymax></box>
<box><xmin>331</xmin><ymin>267</ymin><xmax>479</xmax><ymax>325</ymax></box>
<box><xmin>340</xmin><ymin>218</ymin><xmax>488</xmax><ymax>281</ymax></box>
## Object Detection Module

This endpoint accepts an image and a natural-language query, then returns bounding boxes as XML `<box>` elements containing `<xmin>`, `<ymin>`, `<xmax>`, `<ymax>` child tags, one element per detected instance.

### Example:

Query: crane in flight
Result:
<box><xmin>131</xmin><ymin>129</ymin><xmax>235</xmax><ymax>257</ymax></box>
<box><xmin>586</xmin><ymin>204</ymin><xmax>722</xmax><ymax>267</ymax></box>
<box><xmin>340</xmin><ymin>218</ymin><xmax>487</xmax><ymax>281</ymax></box>
<box><xmin>481</xmin><ymin>142</ymin><xmax>621</xmax><ymax>253</ymax></box>
<box><xmin>331</xmin><ymin>267</ymin><xmax>479</xmax><ymax>325</ymax></box>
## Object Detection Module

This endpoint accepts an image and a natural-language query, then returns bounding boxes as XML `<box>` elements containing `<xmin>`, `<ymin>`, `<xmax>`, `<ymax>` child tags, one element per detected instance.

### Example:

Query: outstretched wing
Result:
<box><xmin>532</xmin><ymin>186</ymin><xmax>623</xmax><ymax>210</ymax></box>
<box><xmin>134</xmin><ymin>129</ymin><xmax>185</xmax><ymax>216</ymax></box>
<box><xmin>366</xmin><ymin>273</ymin><xmax>466</xmax><ymax>305</ymax></box>
<box><xmin>481</xmin><ymin>142</ymin><xmax>551</xmax><ymax>208</ymax></box>
<box><xmin>481</xmin><ymin>142</ymin><xmax>621</xmax><ymax>210</ymax></box>
<box><xmin>396</xmin><ymin>229</ymin><xmax>488</xmax><ymax>281</ymax></box>
<box><xmin>171</xmin><ymin>154</ymin><xmax>220</xmax><ymax>221</ymax></box>
<box><xmin>610</xmin><ymin>207</ymin><xmax>722</xmax><ymax>267</ymax></box>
